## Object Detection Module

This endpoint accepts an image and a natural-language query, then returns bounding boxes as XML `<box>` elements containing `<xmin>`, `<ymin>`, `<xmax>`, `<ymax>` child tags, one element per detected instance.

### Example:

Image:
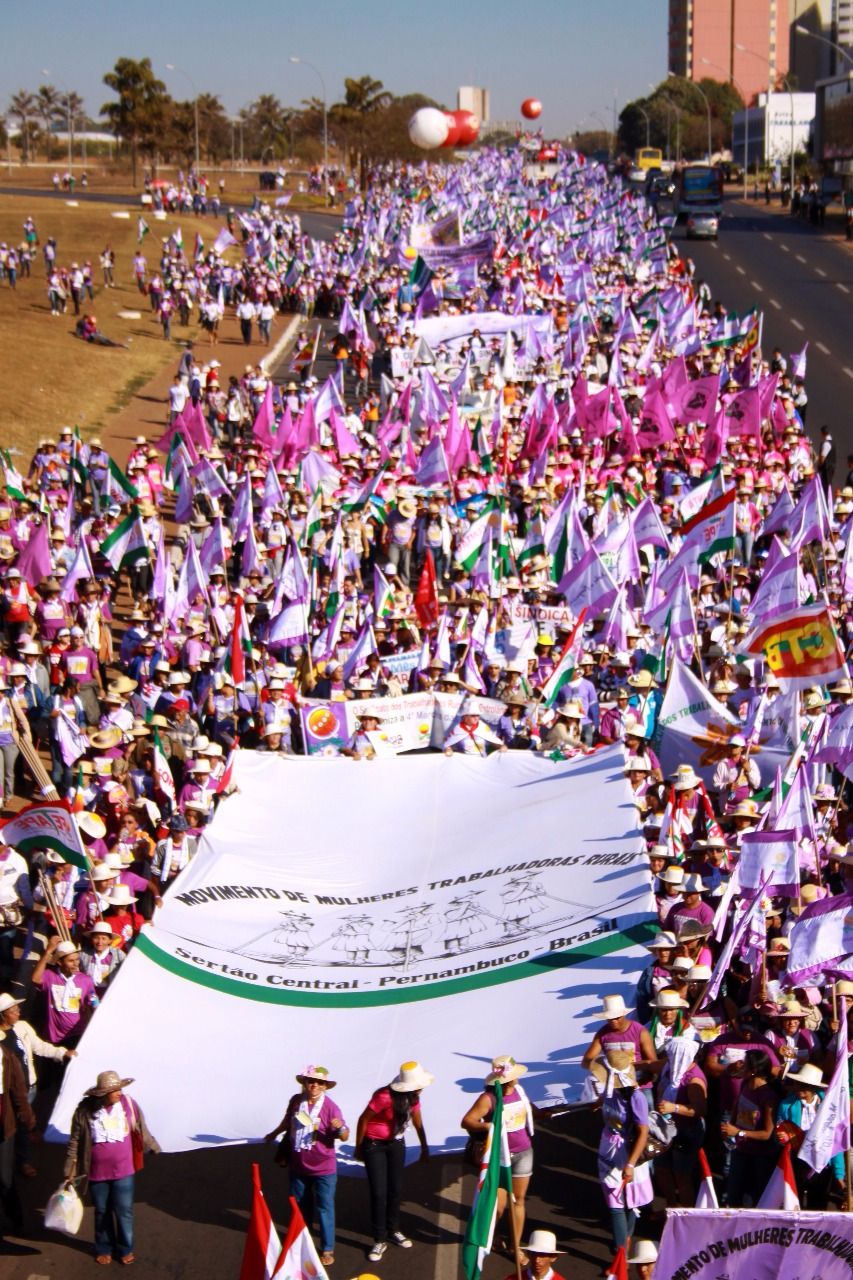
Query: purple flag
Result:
<box><xmin>16</xmin><ymin>522</ymin><xmax>52</xmax><ymax>586</ymax></box>
<box><xmin>738</xmin><ymin>829</ymin><xmax>799</xmax><ymax>898</ymax></box>
<box><xmin>800</xmin><ymin>999</ymin><xmax>849</xmax><ymax>1174</ymax></box>
<box><xmin>415</xmin><ymin>435</ymin><xmax>451</xmax><ymax>488</ymax></box>
<box><xmin>61</xmin><ymin>537</ymin><xmax>95</xmax><ymax>602</ymax></box>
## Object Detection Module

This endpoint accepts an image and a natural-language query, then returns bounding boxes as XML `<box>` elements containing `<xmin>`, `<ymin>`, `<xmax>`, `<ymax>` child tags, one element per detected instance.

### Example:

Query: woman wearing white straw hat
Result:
<box><xmin>776</xmin><ymin>1062</ymin><xmax>844</xmax><ymax>1206</ymax></box>
<box><xmin>588</xmin><ymin>1049</ymin><xmax>654</xmax><ymax>1251</ymax></box>
<box><xmin>263</xmin><ymin>1064</ymin><xmax>349</xmax><ymax>1267</ymax></box>
<box><xmin>462</xmin><ymin>1056</ymin><xmax>535</xmax><ymax>1257</ymax></box>
<box><xmin>64</xmin><ymin>1069</ymin><xmax>160</xmax><ymax>1266</ymax></box>
<box><xmin>354</xmin><ymin>1060</ymin><xmax>433</xmax><ymax>1263</ymax></box>
<box><xmin>628</xmin><ymin>1237</ymin><xmax>658</xmax><ymax>1278</ymax></box>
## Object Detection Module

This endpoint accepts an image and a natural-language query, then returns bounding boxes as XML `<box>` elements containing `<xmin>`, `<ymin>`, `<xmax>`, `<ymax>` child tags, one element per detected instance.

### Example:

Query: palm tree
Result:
<box><xmin>102</xmin><ymin>57</ymin><xmax>167</xmax><ymax>185</ymax></box>
<box><xmin>331</xmin><ymin>76</ymin><xmax>392</xmax><ymax>184</ymax></box>
<box><xmin>9</xmin><ymin>90</ymin><xmax>35</xmax><ymax>162</ymax></box>
<box><xmin>36</xmin><ymin>84</ymin><xmax>59</xmax><ymax>161</ymax></box>
<box><xmin>65</xmin><ymin>91</ymin><xmax>85</xmax><ymax>160</ymax></box>
<box><xmin>245</xmin><ymin>94</ymin><xmax>287</xmax><ymax>160</ymax></box>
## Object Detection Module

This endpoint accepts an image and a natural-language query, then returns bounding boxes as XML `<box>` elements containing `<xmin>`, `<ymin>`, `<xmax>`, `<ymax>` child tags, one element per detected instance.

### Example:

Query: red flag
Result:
<box><xmin>757</xmin><ymin>1143</ymin><xmax>801</xmax><ymax>1209</ymax></box>
<box><xmin>230</xmin><ymin>593</ymin><xmax>246</xmax><ymax>686</ymax></box>
<box><xmin>414</xmin><ymin>549</ymin><xmax>438</xmax><ymax>629</ymax></box>
<box><xmin>216</xmin><ymin>741</ymin><xmax>239</xmax><ymax>794</ymax></box>
<box><xmin>239</xmin><ymin>1164</ymin><xmax>281</xmax><ymax>1280</ymax></box>
<box><xmin>273</xmin><ymin>1197</ymin><xmax>328</xmax><ymax>1278</ymax></box>
<box><xmin>695</xmin><ymin>1147</ymin><xmax>720</xmax><ymax>1209</ymax></box>
<box><xmin>604</xmin><ymin>1246</ymin><xmax>628</xmax><ymax>1280</ymax></box>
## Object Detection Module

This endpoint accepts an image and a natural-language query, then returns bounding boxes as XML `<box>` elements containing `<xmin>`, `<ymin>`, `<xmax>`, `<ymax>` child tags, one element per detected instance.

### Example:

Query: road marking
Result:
<box><xmin>839</xmin><ymin>284</ymin><xmax>850</xmax><ymax>294</ymax></box>
<box><xmin>816</xmin><ymin>341</ymin><xmax>831</xmax><ymax>355</ymax></box>
<box><xmin>845</xmin><ymin>368</ymin><xmax>853</xmax><ymax>381</ymax></box>
<box><xmin>779</xmin><ymin>244</ymin><xmax>790</xmax><ymax>253</ymax></box>
<box><xmin>736</xmin><ymin>265</ymin><xmax>746</xmax><ymax>275</ymax></box>
<box><xmin>815</xmin><ymin>267</ymin><xmax>827</xmax><ymax>277</ymax></box>
<box><xmin>769</xmin><ymin>299</ymin><xmax>781</xmax><ymax>310</ymax></box>
<box><xmin>722</xmin><ymin>252</ymin><xmax>731</xmax><ymax>260</ymax></box>
<box><xmin>790</xmin><ymin>318</ymin><xmax>804</xmax><ymax>330</ymax></box>
<box><xmin>434</xmin><ymin>1163</ymin><xmax>465</xmax><ymax>1280</ymax></box>
<box><xmin>751</xmin><ymin>280</ymin><xmax>763</xmax><ymax>291</ymax></box>
<box><xmin>763</xmin><ymin>232</ymin><xmax>772</xmax><ymax>241</ymax></box>
<box><xmin>795</xmin><ymin>254</ymin><xmax>806</xmax><ymax>263</ymax></box>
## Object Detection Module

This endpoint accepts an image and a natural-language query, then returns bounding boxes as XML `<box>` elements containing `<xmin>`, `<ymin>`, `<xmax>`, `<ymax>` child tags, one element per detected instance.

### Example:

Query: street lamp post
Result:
<box><xmin>736</xmin><ymin>44</ymin><xmax>796</xmax><ymax>198</ymax></box>
<box><xmin>659</xmin><ymin>93</ymin><xmax>682</xmax><ymax>162</ymax></box>
<box><xmin>794</xmin><ymin>22</ymin><xmax>853</xmax><ymax>70</ymax></box>
<box><xmin>636</xmin><ymin>105</ymin><xmax>651</xmax><ymax>147</ymax></box>
<box><xmin>165</xmin><ymin>63</ymin><xmax>200</xmax><ymax>170</ymax></box>
<box><xmin>702</xmin><ymin>56</ymin><xmax>749</xmax><ymax>199</ymax></box>
<box><xmin>668</xmin><ymin>70</ymin><xmax>713</xmax><ymax>161</ymax></box>
<box><xmin>290</xmin><ymin>55</ymin><xmax>328</xmax><ymax>178</ymax></box>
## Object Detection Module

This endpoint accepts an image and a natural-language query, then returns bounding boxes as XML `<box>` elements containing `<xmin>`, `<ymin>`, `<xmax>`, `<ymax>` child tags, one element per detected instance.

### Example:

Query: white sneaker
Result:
<box><xmin>368</xmin><ymin>1242</ymin><xmax>387</xmax><ymax>1262</ymax></box>
<box><xmin>390</xmin><ymin>1232</ymin><xmax>412</xmax><ymax>1248</ymax></box>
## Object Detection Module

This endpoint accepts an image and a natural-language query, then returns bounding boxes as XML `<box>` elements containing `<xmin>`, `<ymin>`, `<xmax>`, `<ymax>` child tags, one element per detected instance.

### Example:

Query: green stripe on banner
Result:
<box><xmin>134</xmin><ymin>918</ymin><xmax>655</xmax><ymax>1008</ymax></box>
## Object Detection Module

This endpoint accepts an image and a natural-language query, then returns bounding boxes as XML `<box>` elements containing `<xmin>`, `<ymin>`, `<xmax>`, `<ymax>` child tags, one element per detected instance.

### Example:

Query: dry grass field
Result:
<box><xmin>0</xmin><ymin>195</ymin><xmax>208</xmax><ymax>453</ymax></box>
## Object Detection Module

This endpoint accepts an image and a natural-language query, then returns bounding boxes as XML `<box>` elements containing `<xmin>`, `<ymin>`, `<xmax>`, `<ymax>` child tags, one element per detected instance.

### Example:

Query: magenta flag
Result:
<box><xmin>16</xmin><ymin>522</ymin><xmax>52</xmax><ymax>586</ymax></box>
<box><xmin>635</xmin><ymin>384</ymin><xmax>675</xmax><ymax>449</ymax></box>
<box><xmin>331</xmin><ymin>408</ymin><xmax>360</xmax><ymax>458</ymax></box>
<box><xmin>252</xmin><ymin>384</ymin><xmax>276</xmax><ymax>446</ymax></box>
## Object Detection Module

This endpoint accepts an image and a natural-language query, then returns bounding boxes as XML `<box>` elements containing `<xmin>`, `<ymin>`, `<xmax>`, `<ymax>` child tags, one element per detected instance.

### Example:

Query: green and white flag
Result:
<box><xmin>541</xmin><ymin>610</ymin><xmax>587</xmax><ymax>708</ymax></box>
<box><xmin>106</xmin><ymin>456</ymin><xmax>139</xmax><ymax>502</ymax></box>
<box><xmin>137</xmin><ymin>216</ymin><xmax>150</xmax><ymax>243</ymax></box>
<box><xmin>100</xmin><ymin>506</ymin><xmax>149</xmax><ymax>572</ymax></box>
<box><xmin>303</xmin><ymin>488</ymin><xmax>323</xmax><ymax>548</ymax></box>
<box><xmin>455</xmin><ymin>503</ymin><xmax>497</xmax><ymax>573</ymax></box>
<box><xmin>461</xmin><ymin>1081</ymin><xmax>512</xmax><ymax>1280</ymax></box>
<box><xmin>517</xmin><ymin>513</ymin><xmax>546</xmax><ymax>567</ymax></box>
<box><xmin>1</xmin><ymin>449</ymin><xmax>26</xmax><ymax>501</ymax></box>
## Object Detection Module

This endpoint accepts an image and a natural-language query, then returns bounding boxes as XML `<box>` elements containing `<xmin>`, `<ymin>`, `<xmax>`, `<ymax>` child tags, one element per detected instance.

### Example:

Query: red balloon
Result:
<box><xmin>441</xmin><ymin>112</ymin><xmax>461</xmax><ymax>148</ymax></box>
<box><xmin>454</xmin><ymin>110</ymin><xmax>480</xmax><ymax>146</ymax></box>
<box><xmin>521</xmin><ymin>98</ymin><xmax>542</xmax><ymax>120</ymax></box>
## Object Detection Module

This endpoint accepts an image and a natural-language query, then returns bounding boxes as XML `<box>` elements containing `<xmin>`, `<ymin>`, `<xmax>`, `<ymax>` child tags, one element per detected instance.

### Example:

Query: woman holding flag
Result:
<box><xmin>462</xmin><ymin>1055</ymin><xmax>535</xmax><ymax>1258</ymax></box>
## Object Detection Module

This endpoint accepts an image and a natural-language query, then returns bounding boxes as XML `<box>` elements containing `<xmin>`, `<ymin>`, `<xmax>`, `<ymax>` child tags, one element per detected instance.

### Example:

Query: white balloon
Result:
<box><xmin>408</xmin><ymin>107</ymin><xmax>449</xmax><ymax>150</ymax></box>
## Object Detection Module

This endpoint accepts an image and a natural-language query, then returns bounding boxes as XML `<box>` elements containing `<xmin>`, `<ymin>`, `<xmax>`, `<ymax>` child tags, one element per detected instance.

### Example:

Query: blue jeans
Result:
<box><xmin>290</xmin><ymin>1171</ymin><xmax>337</xmax><ymax>1253</ymax></box>
<box><xmin>90</xmin><ymin>1174</ymin><xmax>135</xmax><ymax>1259</ymax></box>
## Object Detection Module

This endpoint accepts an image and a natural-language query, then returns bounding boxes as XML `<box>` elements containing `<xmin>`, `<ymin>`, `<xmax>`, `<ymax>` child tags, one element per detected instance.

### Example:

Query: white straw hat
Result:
<box><xmin>524</xmin><ymin>1230</ymin><xmax>564</xmax><ymax>1256</ymax></box>
<box><xmin>390</xmin><ymin>1060</ymin><xmax>435</xmax><ymax>1092</ymax></box>
<box><xmin>601</xmin><ymin>994</ymin><xmax>630</xmax><ymax>1019</ymax></box>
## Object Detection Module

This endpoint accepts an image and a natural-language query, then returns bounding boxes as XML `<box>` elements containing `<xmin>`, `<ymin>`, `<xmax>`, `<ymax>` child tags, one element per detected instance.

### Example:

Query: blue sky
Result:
<box><xmin>2</xmin><ymin>0</ymin><xmax>668</xmax><ymax>135</ymax></box>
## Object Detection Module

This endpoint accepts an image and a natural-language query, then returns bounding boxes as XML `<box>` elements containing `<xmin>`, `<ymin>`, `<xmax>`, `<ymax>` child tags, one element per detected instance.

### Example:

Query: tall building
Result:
<box><xmin>789</xmin><ymin>0</ymin><xmax>834</xmax><ymax>89</ymax></box>
<box><xmin>668</xmin><ymin>0</ymin><xmax>790</xmax><ymax>103</ymax></box>
<box><xmin>457</xmin><ymin>86</ymin><xmax>490</xmax><ymax>124</ymax></box>
<box><xmin>834</xmin><ymin>0</ymin><xmax>853</xmax><ymax>61</ymax></box>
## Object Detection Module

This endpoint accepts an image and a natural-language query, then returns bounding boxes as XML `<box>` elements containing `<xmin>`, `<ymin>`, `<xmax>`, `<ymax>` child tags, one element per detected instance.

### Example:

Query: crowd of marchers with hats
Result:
<box><xmin>1</xmin><ymin>138</ymin><xmax>852</xmax><ymax>1274</ymax></box>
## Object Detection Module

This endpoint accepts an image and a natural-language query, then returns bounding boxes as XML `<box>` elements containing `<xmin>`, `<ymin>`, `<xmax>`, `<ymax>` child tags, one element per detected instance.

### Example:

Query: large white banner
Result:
<box><xmin>50</xmin><ymin>748</ymin><xmax>652</xmax><ymax>1153</ymax></box>
<box><xmin>657</xmin><ymin>1209</ymin><xmax>853</xmax><ymax>1279</ymax></box>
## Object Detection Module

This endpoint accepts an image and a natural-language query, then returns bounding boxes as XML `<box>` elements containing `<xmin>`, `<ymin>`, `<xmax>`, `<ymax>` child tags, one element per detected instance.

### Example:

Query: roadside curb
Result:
<box><xmin>260</xmin><ymin>312</ymin><xmax>303</xmax><ymax>378</ymax></box>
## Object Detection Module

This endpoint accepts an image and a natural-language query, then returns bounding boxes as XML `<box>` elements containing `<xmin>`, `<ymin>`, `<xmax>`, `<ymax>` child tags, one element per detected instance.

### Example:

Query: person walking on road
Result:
<box><xmin>354</xmin><ymin>1060</ymin><xmax>433</xmax><ymax>1263</ymax></box>
<box><xmin>818</xmin><ymin>425</ymin><xmax>836</xmax><ymax>490</ymax></box>
<box><xmin>63</xmin><ymin>1069</ymin><xmax>160</xmax><ymax>1267</ymax></box>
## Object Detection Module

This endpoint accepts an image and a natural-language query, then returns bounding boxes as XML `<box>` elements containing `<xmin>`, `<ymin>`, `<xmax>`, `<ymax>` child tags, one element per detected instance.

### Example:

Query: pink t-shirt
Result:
<box><xmin>363</xmin><ymin>1087</ymin><xmax>421</xmax><ymax>1141</ymax></box>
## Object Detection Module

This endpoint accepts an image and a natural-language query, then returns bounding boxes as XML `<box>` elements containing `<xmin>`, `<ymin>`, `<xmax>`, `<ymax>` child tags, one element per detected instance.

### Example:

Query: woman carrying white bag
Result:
<box><xmin>62</xmin><ymin>1070</ymin><xmax>160</xmax><ymax>1266</ymax></box>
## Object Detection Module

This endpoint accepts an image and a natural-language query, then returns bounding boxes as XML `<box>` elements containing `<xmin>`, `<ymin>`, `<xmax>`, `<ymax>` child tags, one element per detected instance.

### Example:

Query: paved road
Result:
<box><xmin>673</xmin><ymin>195</ymin><xmax>853</xmax><ymax>454</ymax></box>
<box><xmin>0</xmin><ymin>185</ymin><xmax>340</xmax><ymax>244</ymax></box>
<box><xmin>6</xmin><ymin>1103</ymin><xmax>618</xmax><ymax>1279</ymax></box>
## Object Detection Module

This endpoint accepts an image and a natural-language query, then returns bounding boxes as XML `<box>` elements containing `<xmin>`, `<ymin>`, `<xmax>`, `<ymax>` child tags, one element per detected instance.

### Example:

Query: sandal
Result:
<box><xmin>119</xmin><ymin>1256</ymin><xmax>135</xmax><ymax>1266</ymax></box>
<box><xmin>320</xmin><ymin>1252</ymin><xmax>335</xmax><ymax>1266</ymax></box>
<box><xmin>95</xmin><ymin>1257</ymin><xmax>112</xmax><ymax>1266</ymax></box>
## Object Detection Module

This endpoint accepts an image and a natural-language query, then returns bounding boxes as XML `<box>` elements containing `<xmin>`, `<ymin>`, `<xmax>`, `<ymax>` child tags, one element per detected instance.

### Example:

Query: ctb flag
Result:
<box><xmin>744</xmin><ymin>602</ymin><xmax>846</xmax><ymax>689</ymax></box>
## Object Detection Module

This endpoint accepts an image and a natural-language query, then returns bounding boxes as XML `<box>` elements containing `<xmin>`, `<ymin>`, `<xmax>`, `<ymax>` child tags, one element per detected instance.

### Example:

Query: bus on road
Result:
<box><xmin>672</xmin><ymin>164</ymin><xmax>723</xmax><ymax>218</ymax></box>
<box><xmin>635</xmin><ymin>147</ymin><xmax>664</xmax><ymax>172</ymax></box>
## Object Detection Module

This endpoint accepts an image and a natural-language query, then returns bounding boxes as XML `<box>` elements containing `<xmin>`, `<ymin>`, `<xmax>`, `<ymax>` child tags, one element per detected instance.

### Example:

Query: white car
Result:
<box><xmin>686</xmin><ymin>209</ymin><xmax>719</xmax><ymax>240</ymax></box>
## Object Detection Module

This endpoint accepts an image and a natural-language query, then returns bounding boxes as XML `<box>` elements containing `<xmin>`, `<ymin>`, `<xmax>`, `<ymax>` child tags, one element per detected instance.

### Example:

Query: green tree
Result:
<box><xmin>331</xmin><ymin>75</ymin><xmax>393</xmax><ymax>182</ymax></box>
<box><xmin>102</xmin><ymin>57</ymin><xmax>167</xmax><ymax>185</ymax></box>
<box><xmin>243</xmin><ymin>93</ymin><xmax>288</xmax><ymax>161</ymax></box>
<box><xmin>8</xmin><ymin>90</ymin><xmax>35</xmax><ymax>162</ymax></box>
<box><xmin>36</xmin><ymin>84</ymin><xmax>59</xmax><ymax>161</ymax></box>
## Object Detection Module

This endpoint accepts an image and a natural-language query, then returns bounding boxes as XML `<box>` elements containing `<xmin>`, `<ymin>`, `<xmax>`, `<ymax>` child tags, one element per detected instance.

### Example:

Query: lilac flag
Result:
<box><xmin>199</xmin><ymin>519</ymin><xmax>228</xmax><ymax>578</ymax></box>
<box><xmin>252</xmin><ymin>383</ymin><xmax>276</xmax><ymax>446</ymax></box>
<box><xmin>16</xmin><ymin>522</ymin><xmax>52</xmax><ymax>586</ymax></box>
<box><xmin>151</xmin><ymin>528</ymin><xmax>169</xmax><ymax>600</ymax></box>
<box><xmin>415</xmin><ymin>435</ymin><xmax>451</xmax><ymax>488</ymax></box>
<box><xmin>556</xmin><ymin>545</ymin><xmax>619</xmax><ymax>617</ymax></box>
<box><xmin>799</xmin><ymin>1000</ymin><xmax>850</xmax><ymax>1174</ymax></box>
<box><xmin>268</xmin><ymin>599</ymin><xmax>309</xmax><ymax>647</ymax></box>
<box><xmin>738</xmin><ymin>829</ymin><xmax>799</xmax><ymax>898</ymax></box>
<box><xmin>61</xmin><ymin>537</ymin><xmax>95</xmax><ymax>602</ymax></box>
<box><xmin>786</xmin><ymin>893</ymin><xmax>853</xmax><ymax>987</ymax></box>
<box><xmin>212</xmin><ymin>227</ymin><xmax>238</xmax><ymax>256</ymax></box>
<box><xmin>342</xmin><ymin>621</ymin><xmax>377</xmax><ymax>681</ymax></box>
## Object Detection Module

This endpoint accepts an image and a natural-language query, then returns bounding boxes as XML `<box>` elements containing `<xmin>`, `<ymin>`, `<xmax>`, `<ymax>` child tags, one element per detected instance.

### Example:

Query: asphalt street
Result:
<box><xmin>5</xmin><ymin>1103</ymin><xmax>617</xmax><ymax>1279</ymax></box>
<box><xmin>0</xmin><ymin>185</ymin><xmax>340</xmax><ymax>244</ymax></box>
<box><xmin>674</xmin><ymin>195</ymin><xmax>853</xmax><ymax>454</ymax></box>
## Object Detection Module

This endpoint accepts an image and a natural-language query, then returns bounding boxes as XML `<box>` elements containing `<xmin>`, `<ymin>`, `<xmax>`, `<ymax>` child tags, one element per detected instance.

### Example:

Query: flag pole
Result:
<box><xmin>508</xmin><ymin>1184</ymin><xmax>523</xmax><ymax>1280</ymax></box>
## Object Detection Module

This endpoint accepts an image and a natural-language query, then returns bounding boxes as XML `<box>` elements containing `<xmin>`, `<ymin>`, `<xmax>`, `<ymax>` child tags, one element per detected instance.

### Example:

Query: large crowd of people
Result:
<box><xmin>0</xmin><ymin>141</ymin><xmax>850</xmax><ymax>1275</ymax></box>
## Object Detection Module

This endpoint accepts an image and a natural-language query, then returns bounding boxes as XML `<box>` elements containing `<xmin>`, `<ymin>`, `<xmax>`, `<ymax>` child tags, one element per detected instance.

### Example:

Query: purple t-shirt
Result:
<box><xmin>600</xmin><ymin>1019</ymin><xmax>645</xmax><ymax>1063</ymax></box>
<box><xmin>485</xmin><ymin>1085</ymin><xmax>532</xmax><ymax>1154</ymax></box>
<box><xmin>89</xmin><ymin>1094</ymin><xmax>135</xmax><ymax>1182</ymax></box>
<box><xmin>286</xmin><ymin>1092</ymin><xmax>347</xmax><ymax>1176</ymax></box>
<box><xmin>35</xmin><ymin>968</ymin><xmax>97</xmax><ymax>1044</ymax></box>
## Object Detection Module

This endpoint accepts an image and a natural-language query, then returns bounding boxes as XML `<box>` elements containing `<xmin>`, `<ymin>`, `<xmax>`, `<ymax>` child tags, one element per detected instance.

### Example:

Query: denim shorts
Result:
<box><xmin>511</xmin><ymin>1145</ymin><xmax>534</xmax><ymax>1178</ymax></box>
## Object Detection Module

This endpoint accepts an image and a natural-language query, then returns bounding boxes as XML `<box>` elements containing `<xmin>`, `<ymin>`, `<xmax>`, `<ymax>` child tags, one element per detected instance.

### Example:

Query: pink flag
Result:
<box><xmin>722</xmin><ymin>386</ymin><xmax>761</xmax><ymax>440</ymax></box>
<box><xmin>331</xmin><ymin>408</ymin><xmax>360</xmax><ymax>458</ymax></box>
<box><xmin>252</xmin><ymin>384</ymin><xmax>276</xmax><ymax>446</ymax></box>
<box><xmin>15</xmin><ymin>522</ymin><xmax>52</xmax><ymax>586</ymax></box>
<box><xmin>635</xmin><ymin>384</ymin><xmax>675</xmax><ymax>449</ymax></box>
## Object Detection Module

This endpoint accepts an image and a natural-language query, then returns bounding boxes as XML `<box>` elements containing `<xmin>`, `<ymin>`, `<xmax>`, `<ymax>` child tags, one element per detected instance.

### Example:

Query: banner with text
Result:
<box><xmin>50</xmin><ymin>747</ymin><xmax>651</xmax><ymax>1152</ymax></box>
<box><xmin>656</xmin><ymin>1208</ymin><xmax>853</xmax><ymax>1280</ymax></box>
